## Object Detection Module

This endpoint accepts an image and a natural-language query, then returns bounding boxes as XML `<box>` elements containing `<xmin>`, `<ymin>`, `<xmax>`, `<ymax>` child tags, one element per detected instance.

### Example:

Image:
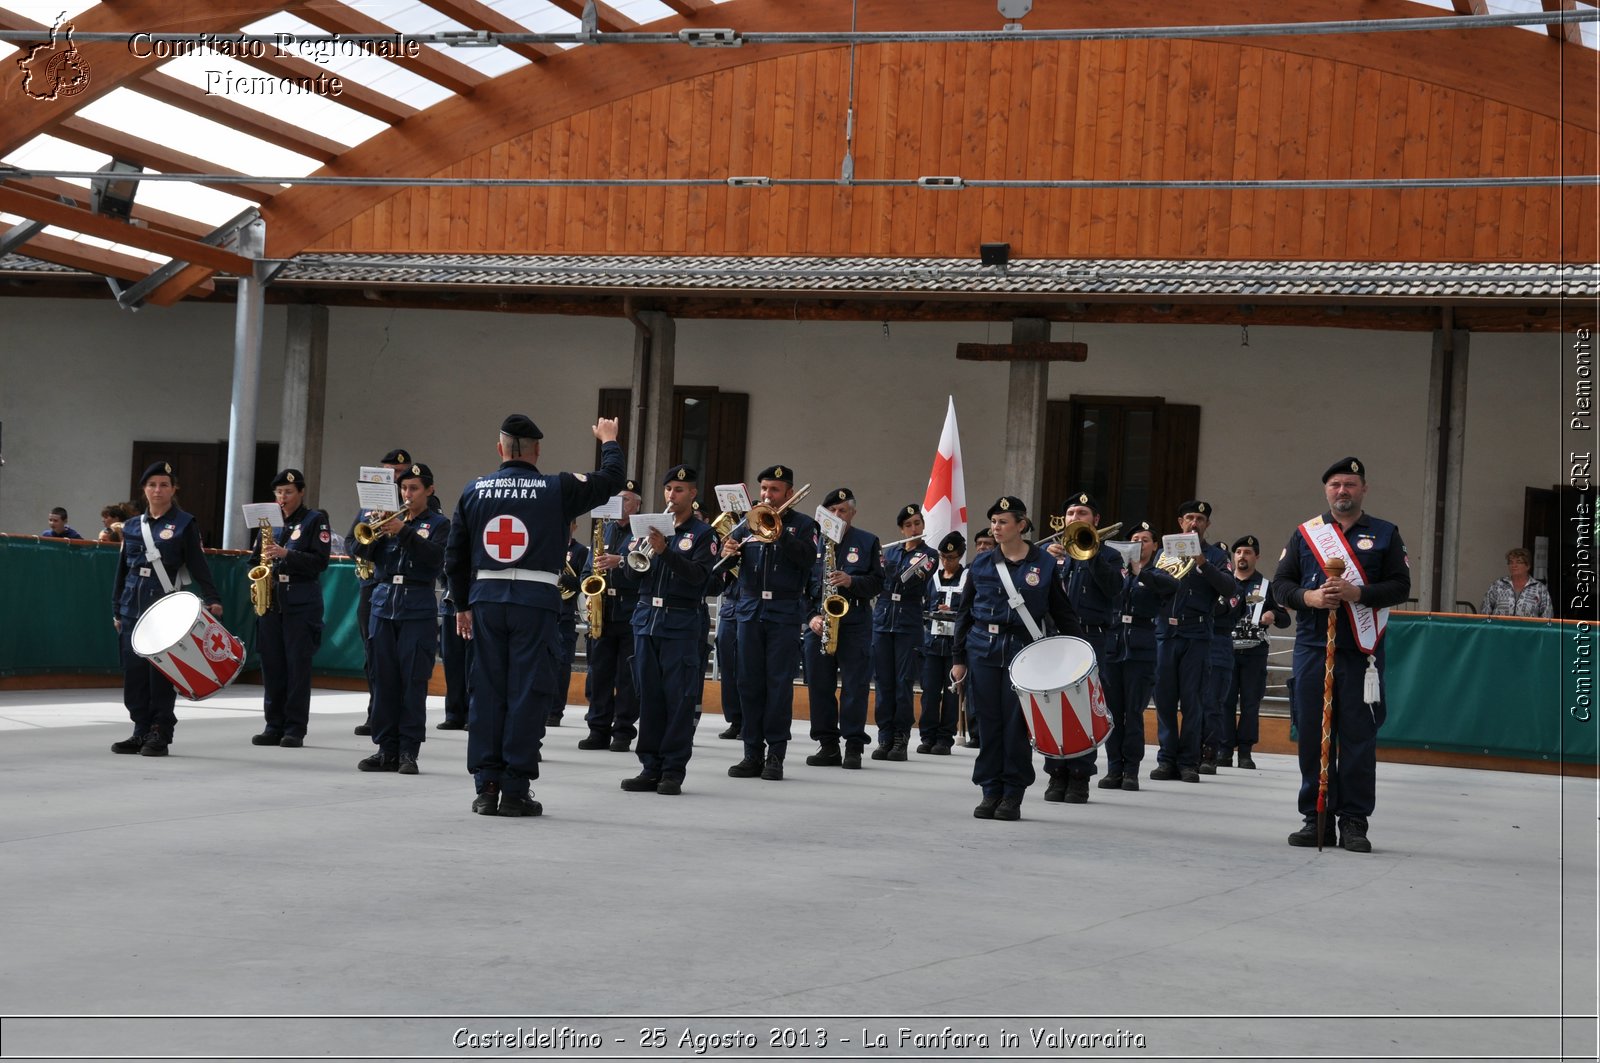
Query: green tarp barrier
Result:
<box><xmin>3</xmin><ymin>534</ymin><xmax>367</xmax><ymax>678</ymax></box>
<box><xmin>1382</xmin><ymin>612</ymin><xmax>1596</xmax><ymax>764</ymax></box>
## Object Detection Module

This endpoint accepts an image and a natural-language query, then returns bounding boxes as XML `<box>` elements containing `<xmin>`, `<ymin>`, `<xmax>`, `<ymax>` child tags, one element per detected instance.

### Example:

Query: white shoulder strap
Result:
<box><xmin>994</xmin><ymin>558</ymin><xmax>1044</xmax><ymax>642</ymax></box>
<box><xmin>137</xmin><ymin>518</ymin><xmax>176</xmax><ymax>595</ymax></box>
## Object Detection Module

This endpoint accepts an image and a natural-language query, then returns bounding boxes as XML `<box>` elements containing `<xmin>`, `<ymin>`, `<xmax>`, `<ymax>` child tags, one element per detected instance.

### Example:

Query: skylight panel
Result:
<box><xmin>153</xmin><ymin>54</ymin><xmax>389</xmax><ymax>150</ymax></box>
<box><xmin>78</xmin><ymin>88</ymin><xmax>323</xmax><ymax>177</ymax></box>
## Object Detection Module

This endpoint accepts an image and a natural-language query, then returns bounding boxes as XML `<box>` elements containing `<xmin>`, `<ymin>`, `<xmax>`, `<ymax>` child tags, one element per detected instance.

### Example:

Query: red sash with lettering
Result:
<box><xmin>1298</xmin><ymin>517</ymin><xmax>1388</xmax><ymax>654</ymax></box>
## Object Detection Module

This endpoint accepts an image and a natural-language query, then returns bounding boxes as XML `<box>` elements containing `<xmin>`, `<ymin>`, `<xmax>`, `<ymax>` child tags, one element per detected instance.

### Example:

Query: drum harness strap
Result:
<box><xmin>994</xmin><ymin>559</ymin><xmax>1045</xmax><ymax>643</ymax></box>
<box><xmin>137</xmin><ymin>519</ymin><xmax>189</xmax><ymax>596</ymax></box>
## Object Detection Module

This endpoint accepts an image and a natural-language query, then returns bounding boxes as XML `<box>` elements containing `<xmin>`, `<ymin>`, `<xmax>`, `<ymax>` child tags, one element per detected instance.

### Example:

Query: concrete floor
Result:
<box><xmin>0</xmin><ymin>687</ymin><xmax>1595</xmax><ymax>1062</ymax></box>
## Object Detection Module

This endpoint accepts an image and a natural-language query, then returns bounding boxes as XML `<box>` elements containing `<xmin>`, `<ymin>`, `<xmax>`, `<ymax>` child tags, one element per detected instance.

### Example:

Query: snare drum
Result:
<box><xmin>130</xmin><ymin>591</ymin><xmax>245</xmax><ymax>701</ymax></box>
<box><xmin>1007</xmin><ymin>635</ymin><xmax>1112</xmax><ymax>759</ymax></box>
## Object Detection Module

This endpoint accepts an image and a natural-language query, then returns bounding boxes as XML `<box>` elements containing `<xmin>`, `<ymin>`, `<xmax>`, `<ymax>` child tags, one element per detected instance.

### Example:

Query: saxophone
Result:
<box><xmin>579</xmin><ymin>519</ymin><xmax>606</xmax><ymax>638</ymax></box>
<box><xmin>820</xmin><ymin>537</ymin><xmax>850</xmax><ymax>656</ymax></box>
<box><xmin>248</xmin><ymin>517</ymin><xmax>274</xmax><ymax>616</ymax></box>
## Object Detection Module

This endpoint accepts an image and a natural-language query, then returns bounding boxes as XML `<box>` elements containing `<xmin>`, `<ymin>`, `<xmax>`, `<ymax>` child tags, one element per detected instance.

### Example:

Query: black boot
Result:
<box><xmin>139</xmin><ymin>731</ymin><xmax>168</xmax><ymax>757</ymax></box>
<box><xmin>718</xmin><ymin>723</ymin><xmax>741</xmax><ymax>740</ymax></box>
<box><xmin>1043</xmin><ymin>775</ymin><xmax>1068</xmax><ymax>802</ymax></box>
<box><xmin>760</xmin><ymin>752</ymin><xmax>784</xmax><ymax>781</ymax></box>
<box><xmin>973</xmin><ymin>794</ymin><xmax>1000</xmax><ymax>819</ymax></box>
<box><xmin>915</xmin><ymin>737</ymin><xmax>934</xmax><ymax>754</ymax></box>
<box><xmin>621</xmin><ymin>773</ymin><xmax>662</xmax><ymax>792</ymax></box>
<box><xmin>888</xmin><ymin>734</ymin><xmax>909</xmax><ymax>762</ymax></box>
<box><xmin>805</xmin><ymin>742</ymin><xmax>842</xmax><ymax>767</ymax></box>
<box><xmin>471</xmin><ymin>782</ymin><xmax>500</xmax><ymax>816</ymax></box>
<box><xmin>1237</xmin><ymin>746</ymin><xmax>1256</xmax><ymax>770</ymax></box>
<box><xmin>842</xmin><ymin>740</ymin><xmax>864</xmax><ymax>770</ymax></box>
<box><xmin>577</xmin><ymin>730</ymin><xmax>610</xmax><ymax>750</ymax></box>
<box><xmin>1198</xmin><ymin>745</ymin><xmax>1217</xmax><ymax>775</ymax></box>
<box><xmin>1064</xmin><ymin>775</ymin><xmax>1090</xmax><ymax>804</ymax></box>
<box><xmin>1287</xmin><ymin>819</ymin><xmax>1337</xmax><ymax>848</ymax></box>
<box><xmin>870</xmin><ymin>741</ymin><xmax>891</xmax><ymax>761</ymax></box>
<box><xmin>111</xmin><ymin>735</ymin><xmax>145</xmax><ymax>755</ymax></box>
<box><xmin>357</xmin><ymin>752</ymin><xmax>398</xmax><ymax>772</ymax></box>
<box><xmin>728</xmin><ymin>752</ymin><xmax>763</xmax><ymax>778</ymax></box>
<box><xmin>1097</xmin><ymin>773</ymin><xmax>1124</xmax><ymax>789</ymax></box>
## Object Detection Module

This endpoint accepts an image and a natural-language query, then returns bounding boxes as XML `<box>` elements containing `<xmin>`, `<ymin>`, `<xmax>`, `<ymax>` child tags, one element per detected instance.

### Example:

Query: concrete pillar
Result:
<box><xmin>629</xmin><ymin>311</ymin><xmax>676</xmax><ymax>492</ymax></box>
<box><xmin>1002</xmin><ymin>317</ymin><xmax>1051</xmax><ymax>514</ymax></box>
<box><xmin>278</xmin><ymin>305</ymin><xmax>328</xmax><ymax>503</ymax></box>
<box><xmin>221</xmin><ymin>218</ymin><xmax>266</xmax><ymax>550</ymax></box>
<box><xmin>1419</xmin><ymin>327</ymin><xmax>1469</xmax><ymax>611</ymax></box>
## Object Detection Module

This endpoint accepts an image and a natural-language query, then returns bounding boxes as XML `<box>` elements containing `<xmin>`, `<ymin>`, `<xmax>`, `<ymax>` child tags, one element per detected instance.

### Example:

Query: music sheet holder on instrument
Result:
<box><xmin>355</xmin><ymin>480</ymin><xmax>400</xmax><ymax>512</ymax></box>
<box><xmin>240</xmin><ymin>502</ymin><xmax>283</xmax><ymax>531</ymax></box>
<box><xmin>629</xmin><ymin>513</ymin><xmax>678</xmax><ymax>541</ymax></box>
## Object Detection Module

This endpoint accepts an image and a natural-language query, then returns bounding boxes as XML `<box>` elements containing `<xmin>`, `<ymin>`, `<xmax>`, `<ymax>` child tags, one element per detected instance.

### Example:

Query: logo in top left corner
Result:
<box><xmin>17</xmin><ymin>12</ymin><xmax>91</xmax><ymax>102</ymax></box>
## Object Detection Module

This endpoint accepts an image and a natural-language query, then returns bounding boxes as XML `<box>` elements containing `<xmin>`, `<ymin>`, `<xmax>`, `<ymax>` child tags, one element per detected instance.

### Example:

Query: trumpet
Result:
<box><xmin>1061</xmin><ymin>520</ymin><xmax>1124</xmax><ymax>562</ymax></box>
<box><xmin>580</xmin><ymin>518</ymin><xmax>607</xmax><ymax>638</ymax></box>
<box><xmin>353</xmin><ymin>511</ymin><xmax>398</xmax><ymax>545</ymax></box>
<box><xmin>710</xmin><ymin>483</ymin><xmax>812</xmax><ymax>577</ymax></box>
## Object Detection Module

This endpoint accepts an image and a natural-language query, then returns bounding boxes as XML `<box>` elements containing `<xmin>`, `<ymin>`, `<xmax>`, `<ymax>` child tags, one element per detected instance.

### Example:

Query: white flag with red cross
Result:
<box><xmin>920</xmin><ymin>397</ymin><xmax>967</xmax><ymax>548</ymax></box>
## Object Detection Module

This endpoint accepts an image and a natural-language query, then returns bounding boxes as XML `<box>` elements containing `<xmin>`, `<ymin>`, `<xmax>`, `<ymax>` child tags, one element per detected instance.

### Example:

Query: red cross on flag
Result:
<box><xmin>920</xmin><ymin>397</ymin><xmax>967</xmax><ymax>547</ymax></box>
<box><xmin>484</xmin><ymin>515</ymin><xmax>529</xmax><ymax>562</ymax></box>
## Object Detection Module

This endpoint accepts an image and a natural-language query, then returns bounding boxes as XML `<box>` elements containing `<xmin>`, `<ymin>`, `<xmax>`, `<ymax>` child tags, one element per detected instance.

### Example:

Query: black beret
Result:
<box><xmin>397</xmin><ymin>462</ymin><xmax>433</xmax><ymax>486</ymax></box>
<box><xmin>756</xmin><ymin>464</ymin><xmax>794</xmax><ymax>484</ymax></box>
<box><xmin>138</xmin><ymin>460</ymin><xmax>175</xmax><ymax>485</ymax></box>
<box><xmin>499</xmin><ymin>414</ymin><xmax>543</xmax><ymax>440</ymax></box>
<box><xmin>1232</xmin><ymin>535</ymin><xmax>1260</xmax><ymax>553</ymax></box>
<box><xmin>1062</xmin><ymin>491</ymin><xmax>1099</xmax><ymax>515</ymax></box>
<box><xmin>897</xmin><ymin>503</ymin><xmax>922</xmax><ymax>526</ymax></box>
<box><xmin>1322</xmin><ymin>456</ymin><xmax>1365</xmax><ymax>482</ymax></box>
<box><xmin>620</xmin><ymin>479</ymin><xmax>641</xmax><ymax>495</ymax></box>
<box><xmin>1130</xmin><ymin>520</ymin><xmax>1155</xmax><ymax>536</ymax></box>
<box><xmin>938</xmin><ymin>531</ymin><xmax>967</xmax><ymax>554</ymax></box>
<box><xmin>987</xmin><ymin>495</ymin><xmax>1026</xmax><ymax>519</ymax></box>
<box><xmin>1178</xmin><ymin>499</ymin><xmax>1212</xmax><ymax>518</ymax></box>
<box><xmin>380</xmin><ymin>448</ymin><xmax>412</xmax><ymax>464</ymax></box>
<box><xmin>974</xmin><ymin>527</ymin><xmax>996</xmax><ymax>540</ymax></box>
<box><xmin>824</xmin><ymin>487</ymin><xmax>855</xmax><ymax>507</ymax></box>
<box><xmin>663</xmin><ymin>465</ymin><xmax>696</xmax><ymax>485</ymax></box>
<box><xmin>271</xmin><ymin>468</ymin><xmax>305</xmax><ymax>489</ymax></box>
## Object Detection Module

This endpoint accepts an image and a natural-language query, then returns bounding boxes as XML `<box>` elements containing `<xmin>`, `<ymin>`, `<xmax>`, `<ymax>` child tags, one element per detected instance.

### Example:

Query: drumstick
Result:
<box><xmin>1317</xmin><ymin>558</ymin><xmax>1345</xmax><ymax>852</ymax></box>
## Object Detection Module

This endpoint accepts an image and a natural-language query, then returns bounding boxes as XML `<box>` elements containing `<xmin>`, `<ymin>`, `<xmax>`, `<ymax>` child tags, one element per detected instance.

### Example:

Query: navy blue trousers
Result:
<box><xmin>1221</xmin><ymin>648</ymin><xmax>1269</xmax><ymax>754</ymax></box>
<box><xmin>467</xmin><ymin>602</ymin><xmax>558</xmax><ymax>798</ymax></box>
<box><xmin>804</xmin><ymin>624</ymin><xmax>872</xmax><ymax>745</ymax></box>
<box><xmin>1292</xmin><ymin>644</ymin><xmax>1386</xmax><ymax>826</ymax></box>
<box><xmin>257</xmin><ymin>601</ymin><xmax>323</xmax><ymax>738</ymax></box>
<box><xmin>584</xmin><ymin>629</ymin><xmax>638</xmax><ymax>739</ymax></box>
<box><xmin>632</xmin><ymin>632</ymin><xmax>699</xmax><ymax>780</ymax></box>
<box><xmin>968</xmin><ymin>652</ymin><xmax>1036</xmax><ymax>799</ymax></box>
<box><xmin>551</xmin><ymin>614</ymin><xmax>577</xmax><ymax>721</ymax></box>
<box><xmin>441</xmin><ymin>613</ymin><xmax>470</xmax><ymax>726</ymax></box>
<box><xmin>357</xmin><ymin>582</ymin><xmax>375</xmax><ymax>721</ymax></box>
<box><xmin>1101</xmin><ymin>655</ymin><xmax>1154</xmax><ymax>777</ymax></box>
<box><xmin>736</xmin><ymin>615</ymin><xmax>801</xmax><ymax>758</ymax></box>
<box><xmin>369</xmin><ymin>615</ymin><xmax>436</xmax><ymax>758</ymax></box>
<box><xmin>1153</xmin><ymin>635</ymin><xmax>1208</xmax><ymax>769</ymax></box>
<box><xmin>119</xmin><ymin>623</ymin><xmax>177</xmax><ymax>742</ymax></box>
<box><xmin>715</xmin><ymin>611</ymin><xmax>741</xmax><ymax>728</ymax></box>
<box><xmin>871</xmin><ymin>628</ymin><xmax>921</xmax><ymax>744</ymax></box>
<box><xmin>918</xmin><ymin>650</ymin><xmax>959</xmax><ymax>744</ymax></box>
<box><xmin>1200</xmin><ymin>635</ymin><xmax>1234</xmax><ymax>752</ymax></box>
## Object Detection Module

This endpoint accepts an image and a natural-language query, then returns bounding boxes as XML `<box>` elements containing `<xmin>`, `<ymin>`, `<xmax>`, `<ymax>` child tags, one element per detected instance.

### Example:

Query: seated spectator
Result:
<box><xmin>98</xmin><ymin>502</ymin><xmax>133</xmax><ymax>543</ymax></box>
<box><xmin>1480</xmin><ymin>548</ymin><xmax>1552</xmax><ymax>618</ymax></box>
<box><xmin>42</xmin><ymin>507</ymin><xmax>83</xmax><ymax>540</ymax></box>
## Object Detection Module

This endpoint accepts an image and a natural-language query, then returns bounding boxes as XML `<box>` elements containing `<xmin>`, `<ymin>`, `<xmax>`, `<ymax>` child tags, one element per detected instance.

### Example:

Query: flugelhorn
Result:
<box><xmin>710</xmin><ymin>483</ymin><xmax>812</xmax><ymax>576</ymax></box>
<box><xmin>626</xmin><ymin>505</ymin><xmax>673</xmax><ymax>572</ymax></box>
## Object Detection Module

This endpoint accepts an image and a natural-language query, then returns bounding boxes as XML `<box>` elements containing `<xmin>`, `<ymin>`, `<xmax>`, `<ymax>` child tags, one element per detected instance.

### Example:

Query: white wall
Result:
<box><xmin>0</xmin><ymin>295</ymin><xmax>1566</xmax><ymax>602</ymax></box>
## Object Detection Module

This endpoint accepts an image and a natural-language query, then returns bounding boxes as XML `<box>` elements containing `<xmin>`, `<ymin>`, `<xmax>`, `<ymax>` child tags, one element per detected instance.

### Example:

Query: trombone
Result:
<box><xmin>710</xmin><ymin>483</ymin><xmax>812</xmax><ymax>576</ymax></box>
<box><xmin>1060</xmin><ymin>520</ymin><xmax>1123</xmax><ymax>562</ymax></box>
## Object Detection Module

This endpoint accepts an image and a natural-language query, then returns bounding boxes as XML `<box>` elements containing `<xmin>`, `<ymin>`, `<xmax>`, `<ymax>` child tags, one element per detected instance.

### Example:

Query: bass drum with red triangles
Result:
<box><xmin>1008</xmin><ymin>635</ymin><xmax>1113</xmax><ymax>759</ymax></box>
<box><xmin>130</xmin><ymin>591</ymin><xmax>245</xmax><ymax>701</ymax></box>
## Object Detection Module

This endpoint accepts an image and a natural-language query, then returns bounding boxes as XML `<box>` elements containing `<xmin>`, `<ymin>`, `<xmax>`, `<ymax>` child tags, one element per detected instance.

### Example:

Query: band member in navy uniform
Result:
<box><xmin>872</xmin><ymin>503</ymin><xmax>938</xmax><ymax>761</ymax></box>
<box><xmin>580</xmin><ymin>480</ymin><xmax>642</xmax><ymax>753</ymax></box>
<box><xmin>111</xmin><ymin>461</ymin><xmax>224</xmax><ymax>757</ymax></box>
<box><xmin>691</xmin><ymin>500</ymin><xmax>715</xmax><ymax>729</ymax></box>
<box><xmin>445</xmin><ymin>413</ymin><xmax>624</xmax><ymax>817</ymax></box>
<box><xmin>1138</xmin><ymin>500</ymin><xmax>1234</xmax><ymax>783</ymax></box>
<box><xmin>1273</xmin><ymin>458</ymin><xmax>1409</xmax><ymax>852</ymax></box>
<box><xmin>717</xmin><ymin>464</ymin><xmax>819</xmax><ymax>781</ymax></box>
<box><xmin>917</xmin><ymin>531</ymin><xmax>967</xmax><ymax>755</ymax></box>
<box><xmin>548</xmin><ymin>520</ymin><xmax>589</xmax><ymax>727</ymax></box>
<box><xmin>1200</xmin><ymin>562</ymin><xmax>1244</xmax><ymax>775</ymax></box>
<box><xmin>353</xmin><ymin>463</ymin><xmax>448</xmax><ymax>774</ymax></box>
<box><xmin>1221</xmin><ymin>535</ymin><xmax>1290</xmax><ymax>769</ymax></box>
<box><xmin>250</xmin><ymin>469</ymin><xmax>331</xmax><ymax>748</ymax></box>
<box><xmin>1100</xmin><ymin>522</ymin><xmax>1162</xmax><ymax>791</ymax></box>
<box><xmin>951</xmin><ymin>497</ymin><xmax>1080</xmax><ymax>821</ymax></box>
<box><xmin>802</xmin><ymin>487</ymin><xmax>884</xmax><ymax>770</ymax></box>
<box><xmin>615</xmin><ymin>466</ymin><xmax>714</xmax><ymax>794</ymax></box>
<box><xmin>352</xmin><ymin>448</ymin><xmax>413</xmax><ymax>736</ymax></box>
<box><xmin>1042</xmin><ymin>492</ymin><xmax>1124</xmax><ymax>802</ymax></box>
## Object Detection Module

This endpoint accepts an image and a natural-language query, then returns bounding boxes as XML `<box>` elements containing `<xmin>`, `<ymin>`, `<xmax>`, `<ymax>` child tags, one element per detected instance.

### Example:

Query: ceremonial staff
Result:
<box><xmin>1317</xmin><ymin>557</ymin><xmax>1345</xmax><ymax>852</ymax></box>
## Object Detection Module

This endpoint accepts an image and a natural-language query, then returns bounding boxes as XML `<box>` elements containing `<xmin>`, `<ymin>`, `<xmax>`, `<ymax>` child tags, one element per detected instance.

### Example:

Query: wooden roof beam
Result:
<box><xmin>299</xmin><ymin>0</ymin><xmax>489</xmax><ymax>97</ymax></box>
<box><xmin>659</xmin><ymin>0</ymin><xmax>716</xmax><ymax>15</ymax></box>
<box><xmin>542</xmin><ymin>0</ymin><xmax>639</xmax><ymax>32</ymax></box>
<box><xmin>0</xmin><ymin>185</ymin><xmax>253</xmax><ymax>275</ymax></box>
<box><xmin>1542</xmin><ymin>0</ymin><xmax>1586</xmax><ymax>43</ymax></box>
<box><xmin>136</xmin><ymin>73</ymin><xmax>346</xmax><ymax>163</ymax></box>
<box><xmin>1451</xmin><ymin>0</ymin><xmax>1488</xmax><ymax>12</ymax></box>
<box><xmin>419</xmin><ymin>0</ymin><xmax>561</xmax><ymax>62</ymax></box>
<box><xmin>55</xmin><ymin>116</ymin><xmax>284</xmax><ymax>202</ymax></box>
<box><xmin>5</xmin><ymin>176</ymin><xmax>213</xmax><ymax>239</ymax></box>
<box><xmin>0</xmin><ymin>225</ymin><xmax>214</xmax><ymax>294</ymax></box>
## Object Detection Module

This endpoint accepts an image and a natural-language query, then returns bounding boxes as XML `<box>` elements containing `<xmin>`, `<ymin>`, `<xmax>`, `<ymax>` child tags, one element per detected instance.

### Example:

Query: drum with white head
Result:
<box><xmin>1008</xmin><ymin>635</ymin><xmax>1112</xmax><ymax>759</ymax></box>
<box><xmin>130</xmin><ymin>591</ymin><xmax>244</xmax><ymax>701</ymax></box>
